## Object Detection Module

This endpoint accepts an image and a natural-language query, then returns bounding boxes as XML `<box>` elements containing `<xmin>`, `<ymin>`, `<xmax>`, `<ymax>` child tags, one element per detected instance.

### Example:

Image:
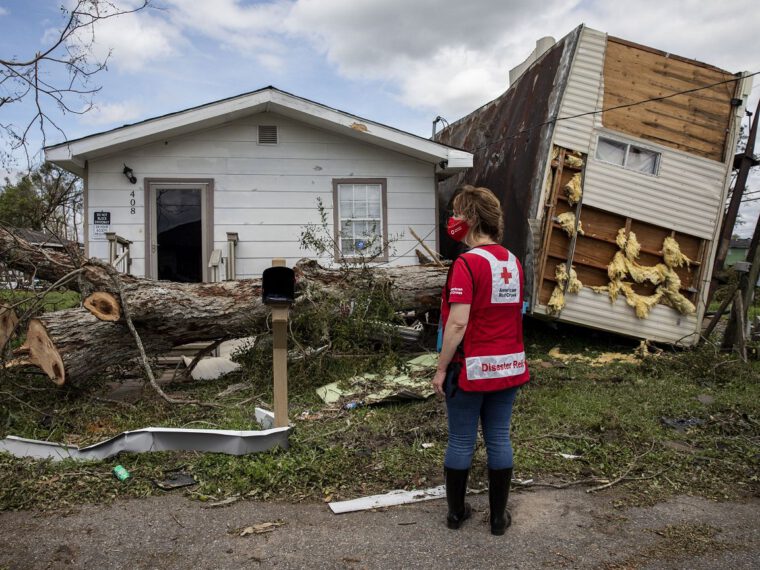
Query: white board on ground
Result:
<box><xmin>328</xmin><ymin>485</ymin><xmax>446</xmax><ymax>514</ymax></box>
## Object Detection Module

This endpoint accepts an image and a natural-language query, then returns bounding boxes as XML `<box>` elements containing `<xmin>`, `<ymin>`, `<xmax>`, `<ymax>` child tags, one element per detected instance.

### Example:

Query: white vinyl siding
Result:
<box><xmin>551</xmin><ymin>26</ymin><xmax>607</xmax><ymax>152</ymax></box>
<box><xmin>86</xmin><ymin>112</ymin><xmax>435</xmax><ymax>277</ymax></box>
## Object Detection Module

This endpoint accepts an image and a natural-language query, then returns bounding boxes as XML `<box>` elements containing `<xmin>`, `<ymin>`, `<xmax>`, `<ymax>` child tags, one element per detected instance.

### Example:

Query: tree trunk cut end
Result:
<box><xmin>84</xmin><ymin>292</ymin><xmax>121</xmax><ymax>321</ymax></box>
<box><xmin>27</xmin><ymin>319</ymin><xmax>66</xmax><ymax>385</ymax></box>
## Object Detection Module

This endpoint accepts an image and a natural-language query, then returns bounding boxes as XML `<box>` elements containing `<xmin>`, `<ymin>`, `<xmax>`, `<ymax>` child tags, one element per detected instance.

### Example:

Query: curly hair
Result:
<box><xmin>452</xmin><ymin>185</ymin><xmax>504</xmax><ymax>243</ymax></box>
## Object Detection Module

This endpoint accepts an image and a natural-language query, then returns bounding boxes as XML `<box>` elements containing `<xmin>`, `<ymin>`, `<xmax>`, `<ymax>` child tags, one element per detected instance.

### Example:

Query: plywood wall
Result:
<box><xmin>602</xmin><ymin>38</ymin><xmax>737</xmax><ymax>162</ymax></box>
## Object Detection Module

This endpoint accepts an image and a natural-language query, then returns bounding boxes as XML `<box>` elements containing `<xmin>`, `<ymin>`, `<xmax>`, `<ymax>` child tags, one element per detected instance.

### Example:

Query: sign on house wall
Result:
<box><xmin>91</xmin><ymin>210</ymin><xmax>111</xmax><ymax>240</ymax></box>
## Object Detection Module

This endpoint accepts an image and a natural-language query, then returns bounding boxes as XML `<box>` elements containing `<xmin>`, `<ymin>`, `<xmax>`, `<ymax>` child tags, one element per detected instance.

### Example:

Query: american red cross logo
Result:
<box><xmin>501</xmin><ymin>266</ymin><xmax>513</xmax><ymax>283</ymax></box>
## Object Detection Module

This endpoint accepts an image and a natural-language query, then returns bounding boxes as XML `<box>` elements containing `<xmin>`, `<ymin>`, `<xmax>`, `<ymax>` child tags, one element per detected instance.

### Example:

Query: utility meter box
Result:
<box><xmin>262</xmin><ymin>266</ymin><xmax>295</xmax><ymax>305</ymax></box>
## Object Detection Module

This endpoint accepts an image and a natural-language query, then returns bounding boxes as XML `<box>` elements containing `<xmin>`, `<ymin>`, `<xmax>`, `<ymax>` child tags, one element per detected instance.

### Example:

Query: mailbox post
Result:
<box><xmin>262</xmin><ymin>258</ymin><xmax>295</xmax><ymax>428</ymax></box>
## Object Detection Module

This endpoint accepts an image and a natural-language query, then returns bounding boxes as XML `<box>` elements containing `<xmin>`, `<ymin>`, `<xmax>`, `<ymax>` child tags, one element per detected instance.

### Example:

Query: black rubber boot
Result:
<box><xmin>488</xmin><ymin>467</ymin><xmax>513</xmax><ymax>535</ymax></box>
<box><xmin>444</xmin><ymin>466</ymin><xmax>472</xmax><ymax>529</ymax></box>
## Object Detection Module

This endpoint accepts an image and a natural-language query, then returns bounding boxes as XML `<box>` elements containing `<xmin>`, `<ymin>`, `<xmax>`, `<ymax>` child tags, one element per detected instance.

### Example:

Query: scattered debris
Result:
<box><xmin>215</xmin><ymin>382</ymin><xmax>249</xmax><ymax>399</ymax></box>
<box><xmin>558</xmin><ymin>453</ymin><xmax>582</xmax><ymax>460</ymax></box>
<box><xmin>660</xmin><ymin>417</ymin><xmax>705</xmax><ymax>432</ymax></box>
<box><xmin>234</xmin><ymin>520</ymin><xmax>286</xmax><ymax>536</ymax></box>
<box><xmin>154</xmin><ymin>471</ymin><xmax>197</xmax><ymax>490</ymax></box>
<box><xmin>112</xmin><ymin>465</ymin><xmax>130</xmax><ymax>481</ymax></box>
<box><xmin>696</xmin><ymin>394</ymin><xmax>715</xmax><ymax>406</ymax></box>
<box><xmin>547</xmin><ymin>346</ymin><xmax>641</xmax><ymax>367</ymax></box>
<box><xmin>662</xmin><ymin>440</ymin><xmax>699</xmax><ymax>454</ymax></box>
<box><xmin>297</xmin><ymin>410</ymin><xmax>324</xmax><ymax>421</ymax></box>
<box><xmin>421</xmin><ymin>443</ymin><xmax>435</xmax><ymax>449</ymax></box>
<box><xmin>204</xmin><ymin>496</ymin><xmax>241</xmax><ymax>509</ymax></box>
<box><xmin>181</xmin><ymin>355</ymin><xmax>241</xmax><ymax>380</ymax></box>
<box><xmin>329</xmin><ymin>485</ymin><xmax>446</xmax><ymax>514</ymax></box>
<box><xmin>0</xmin><ymin>414</ymin><xmax>290</xmax><ymax>461</ymax></box>
<box><xmin>317</xmin><ymin>353</ymin><xmax>437</xmax><ymax>405</ymax></box>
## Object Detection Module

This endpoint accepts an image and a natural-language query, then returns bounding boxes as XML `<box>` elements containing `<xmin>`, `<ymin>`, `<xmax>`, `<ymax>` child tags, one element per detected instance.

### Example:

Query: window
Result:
<box><xmin>258</xmin><ymin>125</ymin><xmax>278</xmax><ymax>144</ymax></box>
<box><xmin>595</xmin><ymin>136</ymin><xmax>660</xmax><ymax>175</ymax></box>
<box><xmin>333</xmin><ymin>179</ymin><xmax>387</xmax><ymax>260</ymax></box>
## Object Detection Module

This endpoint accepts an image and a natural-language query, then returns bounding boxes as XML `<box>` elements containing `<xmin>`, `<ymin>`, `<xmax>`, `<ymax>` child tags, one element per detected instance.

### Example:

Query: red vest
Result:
<box><xmin>441</xmin><ymin>245</ymin><xmax>530</xmax><ymax>392</ymax></box>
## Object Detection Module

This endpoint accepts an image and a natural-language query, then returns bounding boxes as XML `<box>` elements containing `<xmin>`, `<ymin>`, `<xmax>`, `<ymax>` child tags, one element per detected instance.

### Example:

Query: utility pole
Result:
<box><xmin>707</xmin><ymin>97</ymin><xmax>760</xmax><ymax>306</ymax></box>
<box><xmin>721</xmin><ymin>98</ymin><xmax>760</xmax><ymax>355</ymax></box>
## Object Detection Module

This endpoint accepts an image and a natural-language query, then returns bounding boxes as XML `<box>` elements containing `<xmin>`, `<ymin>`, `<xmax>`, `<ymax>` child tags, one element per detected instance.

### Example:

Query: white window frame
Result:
<box><xmin>332</xmin><ymin>178</ymin><xmax>388</xmax><ymax>262</ymax></box>
<box><xmin>595</xmin><ymin>135</ymin><xmax>661</xmax><ymax>176</ymax></box>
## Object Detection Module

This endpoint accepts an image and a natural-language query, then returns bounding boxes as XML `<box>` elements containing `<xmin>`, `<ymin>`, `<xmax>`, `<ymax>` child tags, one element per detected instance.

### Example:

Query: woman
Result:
<box><xmin>432</xmin><ymin>185</ymin><xmax>530</xmax><ymax>535</ymax></box>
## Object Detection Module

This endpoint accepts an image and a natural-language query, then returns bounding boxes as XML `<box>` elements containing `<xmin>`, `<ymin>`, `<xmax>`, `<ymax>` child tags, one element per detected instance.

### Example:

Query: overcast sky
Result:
<box><xmin>1</xmin><ymin>0</ymin><xmax>759</xmax><ymax>235</ymax></box>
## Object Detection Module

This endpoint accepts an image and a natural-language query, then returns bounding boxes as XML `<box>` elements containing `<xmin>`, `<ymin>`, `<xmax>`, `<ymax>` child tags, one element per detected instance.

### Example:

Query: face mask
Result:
<box><xmin>446</xmin><ymin>216</ymin><xmax>470</xmax><ymax>242</ymax></box>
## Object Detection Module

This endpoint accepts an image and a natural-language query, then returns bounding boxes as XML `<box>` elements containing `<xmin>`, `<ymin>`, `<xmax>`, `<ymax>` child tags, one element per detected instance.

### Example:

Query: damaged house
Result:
<box><xmin>437</xmin><ymin>24</ymin><xmax>753</xmax><ymax>344</ymax></box>
<box><xmin>45</xmin><ymin>87</ymin><xmax>472</xmax><ymax>281</ymax></box>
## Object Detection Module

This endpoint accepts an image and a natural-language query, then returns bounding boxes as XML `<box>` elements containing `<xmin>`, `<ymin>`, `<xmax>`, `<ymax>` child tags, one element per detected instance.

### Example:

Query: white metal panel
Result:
<box><xmin>552</xmin><ymin>27</ymin><xmax>607</xmax><ymax>152</ymax></box>
<box><xmin>534</xmin><ymin>288</ymin><xmax>699</xmax><ymax>345</ymax></box>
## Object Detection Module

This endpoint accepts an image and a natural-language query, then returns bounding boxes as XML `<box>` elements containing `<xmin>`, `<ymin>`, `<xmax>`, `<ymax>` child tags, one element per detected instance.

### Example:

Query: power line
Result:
<box><xmin>384</xmin><ymin>72</ymin><xmax>760</xmax><ymax>265</ymax></box>
<box><xmin>467</xmin><ymin>70</ymin><xmax>760</xmax><ymax>153</ymax></box>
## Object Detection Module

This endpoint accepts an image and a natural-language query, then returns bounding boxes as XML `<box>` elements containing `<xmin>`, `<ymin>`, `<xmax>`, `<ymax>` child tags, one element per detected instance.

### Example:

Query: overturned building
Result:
<box><xmin>437</xmin><ymin>24</ymin><xmax>753</xmax><ymax>344</ymax></box>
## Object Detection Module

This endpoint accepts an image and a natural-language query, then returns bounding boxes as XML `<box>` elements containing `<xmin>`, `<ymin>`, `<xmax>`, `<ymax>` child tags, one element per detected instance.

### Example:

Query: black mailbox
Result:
<box><xmin>262</xmin><ymin>266</ymin><xmax>295</xmax><ymax>305</ymax></box>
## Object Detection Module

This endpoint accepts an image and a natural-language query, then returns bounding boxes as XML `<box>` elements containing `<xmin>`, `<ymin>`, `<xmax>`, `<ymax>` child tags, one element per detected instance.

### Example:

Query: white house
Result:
<box><xmin>45</xmin><ymin>87</ymin><xmax>472</xmax><ymax>281</ymax></box>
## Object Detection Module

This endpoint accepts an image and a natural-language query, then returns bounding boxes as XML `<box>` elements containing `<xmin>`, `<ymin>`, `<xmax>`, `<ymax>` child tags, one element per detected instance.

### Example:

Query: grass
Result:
<box><xmin>0</xmin><ymin>289</ymin><xmax>81</xmax><ymax>314</ymax></box>
<box><xmin>0</xmin><ymin>305</ymin><xmax>758</xmax><ymax>511</ymax></box>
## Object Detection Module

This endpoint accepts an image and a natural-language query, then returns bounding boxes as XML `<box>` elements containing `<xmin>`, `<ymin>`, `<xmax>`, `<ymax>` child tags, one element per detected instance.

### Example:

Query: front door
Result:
<box><xmin>148</xmin><ymin>181</ymin><xmax>212</xmax><ymax>282</ymax></box>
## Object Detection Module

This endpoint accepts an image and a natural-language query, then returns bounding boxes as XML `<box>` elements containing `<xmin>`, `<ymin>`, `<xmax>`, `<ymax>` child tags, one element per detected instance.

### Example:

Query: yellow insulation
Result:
<box><xmin>564</xmin><ymin>173</ymin><xmax>583</xmax><ymax>206</ymax></box>
<box><xmin>565</xmin><ymin>155</ymin><xmax>584</xmax><ymax>169</ymax></box>
<box><xmin>547</xmin><ymin>263</ymin><xmax>582</xmax><ymax>315</ymax></box>
<box><xmin>601</xmin><ymin>230</ymin><xmax>696</xmax><ymax>318</ymax></box>
<box><xmin>557</xmin><ymin>212</ymin><xmax>585</xmax><ymax>237</ymax></box>
<box><xmin>662</xmin><ymin>236</ymin><xmax>693</xmax><ymax>268</ymax></box>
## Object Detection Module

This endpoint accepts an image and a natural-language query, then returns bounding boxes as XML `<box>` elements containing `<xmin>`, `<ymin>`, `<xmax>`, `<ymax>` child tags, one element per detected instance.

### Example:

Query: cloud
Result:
<box><xmin>0</xmin><ymin>7</ymin><xmax>8</xmax><ymax>17</ymax></box>
<box><xmin>42</xmin><ymin>2</ymin><xmax>185</xmax><ymax>74</ymax></box>
<box><xmin>80</xmin><ymin>101</ymin><xmax>143</xmax><ymax>126</ymax></box>
<box><xmin>163</xmin><ymin>0</ymin><xmax>292</xmax><ymax>69</ymax></box>
<box><xmin>284</xmin><ymin>0</ymin><xmax>579</xmax><ymax>117</ymax></box>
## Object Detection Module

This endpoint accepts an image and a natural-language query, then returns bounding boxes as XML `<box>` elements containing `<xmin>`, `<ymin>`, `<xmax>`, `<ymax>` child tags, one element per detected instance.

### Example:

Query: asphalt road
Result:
<box><xmin>0</xmin><ymin>488</ymin><xmax>758</xmax><ymax>569</ymax></box>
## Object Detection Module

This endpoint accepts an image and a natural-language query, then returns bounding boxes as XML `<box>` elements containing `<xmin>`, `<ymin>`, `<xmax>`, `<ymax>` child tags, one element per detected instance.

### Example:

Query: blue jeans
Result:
<box><xmin>444</xmin><ymin>386</ymin><xmax>519</xmax><ymax>470</ymax></box>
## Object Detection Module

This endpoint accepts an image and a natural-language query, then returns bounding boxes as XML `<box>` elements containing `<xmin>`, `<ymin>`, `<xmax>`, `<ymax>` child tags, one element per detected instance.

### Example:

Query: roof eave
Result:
<box><xmin>44</xmin><ymin>88</ymin><xmax>473</xmax><ymax>172</ymax></box>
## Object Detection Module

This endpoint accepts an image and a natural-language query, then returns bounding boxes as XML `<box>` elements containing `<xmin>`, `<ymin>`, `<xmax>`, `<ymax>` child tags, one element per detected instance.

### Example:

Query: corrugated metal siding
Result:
<box><xmin>583</xmin><ymin>142</ymin><xmax>728</xmax><ymax>238</ymax></box>
<box><xmin>552</xmin><ymin>27</ymin><xmax>607</xmax><ymax>152</ymax></box>
<box><xmin>534</xmin><ymin>288</ymin><xmax>699</xmax><ymax>345</ymax></box>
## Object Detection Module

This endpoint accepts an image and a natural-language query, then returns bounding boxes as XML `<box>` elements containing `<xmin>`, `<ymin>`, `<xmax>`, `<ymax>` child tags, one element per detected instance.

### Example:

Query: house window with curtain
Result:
<box><xmin>595</xmin><ymin>136</ymin><xmax>661</xmax><ymax>175</ymax></box>
<box><xmin>333</xmin><ymin>179</ymin><xmax>388</xmax><ymax>261</ymax></box>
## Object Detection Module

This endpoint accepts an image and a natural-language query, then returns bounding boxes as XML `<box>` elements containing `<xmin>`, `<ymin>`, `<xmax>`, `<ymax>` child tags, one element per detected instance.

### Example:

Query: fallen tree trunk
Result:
<box><xmin>8</xmin><ymin>257</ymin><xmax>447</xmax><ymax>385</ymax></box>
<box><xmin>2</xmin><ymin>228</ymin><xmax>449</xmax><ymax>384</ymax></box>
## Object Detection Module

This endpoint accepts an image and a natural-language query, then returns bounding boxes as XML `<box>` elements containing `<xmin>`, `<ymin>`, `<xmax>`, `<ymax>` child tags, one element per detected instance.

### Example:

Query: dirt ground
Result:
<box><xmin>0</xmin><ymin>488</ymin><xmax>757</xmax><ymax>569</ymax></box>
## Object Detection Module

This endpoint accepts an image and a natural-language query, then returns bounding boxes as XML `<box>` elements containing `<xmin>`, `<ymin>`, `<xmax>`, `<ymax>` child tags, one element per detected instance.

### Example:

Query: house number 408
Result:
<box><xmin>129</xmin><ymin>190</ymin><xmax>136</xmax><ymax>215</ymax></box>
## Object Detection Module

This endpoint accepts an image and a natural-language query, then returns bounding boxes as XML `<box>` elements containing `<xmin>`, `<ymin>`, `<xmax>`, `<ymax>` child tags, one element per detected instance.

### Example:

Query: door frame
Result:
<box><xmin>144</xmin><ymin>178</ymin><xmax>214</xmax><ymax>282</ymax></box>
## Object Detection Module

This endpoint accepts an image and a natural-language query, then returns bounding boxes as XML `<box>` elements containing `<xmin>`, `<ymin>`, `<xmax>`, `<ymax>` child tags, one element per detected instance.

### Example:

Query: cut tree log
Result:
<box><xmin>23</xmin><ymin>260</ymin><xmax>448</xmax><ymax>385</ymax></box>
<box><xmin>1</xmin><ymin>227</ymin><xmax>449</xmax><ymax>385</ymax></box>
